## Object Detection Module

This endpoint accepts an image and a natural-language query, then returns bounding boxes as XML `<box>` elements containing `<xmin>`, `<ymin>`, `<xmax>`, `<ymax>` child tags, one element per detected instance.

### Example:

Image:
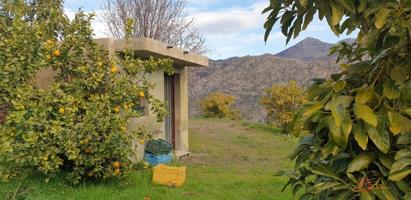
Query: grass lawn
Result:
<box><xmin>0</xmin><ymin>118</ymin><xmax>297</xmax><ymax>200</ymax></box>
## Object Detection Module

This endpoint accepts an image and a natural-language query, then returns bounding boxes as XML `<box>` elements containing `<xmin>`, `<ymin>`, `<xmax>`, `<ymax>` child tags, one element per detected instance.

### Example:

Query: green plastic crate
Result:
<box><xmin>145</xmin><ymin>139</ymin><xmax>173</xmax><ymax>155</ymax></box>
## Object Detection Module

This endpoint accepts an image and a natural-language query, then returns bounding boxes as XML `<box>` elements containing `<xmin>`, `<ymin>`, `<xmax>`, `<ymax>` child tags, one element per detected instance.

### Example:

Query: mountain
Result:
<box><xmin>276</xmin><ymin>37</ymin><xmax>334</xmax><ymax>61</ymax></box>
<box><xmin>188</xmin><ymin>37</ymin><xmax>351</xmax><ymax>121</ymax></box>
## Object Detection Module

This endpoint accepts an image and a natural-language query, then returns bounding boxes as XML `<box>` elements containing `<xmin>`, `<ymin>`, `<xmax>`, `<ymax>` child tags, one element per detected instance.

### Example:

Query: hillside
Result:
<box><xmin>189</xmin><ymin>37</ymin><xmax>349</xmax><ymax>121</ymax></box>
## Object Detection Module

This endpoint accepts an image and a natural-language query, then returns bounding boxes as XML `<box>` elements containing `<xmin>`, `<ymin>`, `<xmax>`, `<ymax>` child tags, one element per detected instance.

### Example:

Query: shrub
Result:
<box><xmin>0</xmin><ymin>0</ymin><xmax>172</xmax><ymax>184</ymax></box>
<box><xmin>200</xmin><ymin>92</ymin><xmax>241</xmax><ymax>120</ymax></box>
<box><xmin>264</xmin><ymin>0</ymin><xmax>411</xmax><ymax>199</ymax></box>
<box><xmin>259</xmin><ymin>81</ymin><xmax>305</xmax><ymax>129</ymax></box>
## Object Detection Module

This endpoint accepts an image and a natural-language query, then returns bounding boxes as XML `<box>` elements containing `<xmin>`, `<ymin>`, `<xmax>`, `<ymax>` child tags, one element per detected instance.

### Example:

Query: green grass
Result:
<box><xmin>243</xmin><ymin>121</ymin><xmax>283</xmax><ymax>134</ymax></box>
<box><xmin>0</xmin><ymin>118</ymin><xmax>297</xmax><ymax>200</ymax></box>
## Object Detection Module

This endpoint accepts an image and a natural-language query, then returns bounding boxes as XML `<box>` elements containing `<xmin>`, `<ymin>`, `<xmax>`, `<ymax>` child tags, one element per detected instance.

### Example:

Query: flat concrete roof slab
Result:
<box><xmin>94</xmin><ymin>38</ymin><xmax>208</xmax><ymax>67</ymax></box>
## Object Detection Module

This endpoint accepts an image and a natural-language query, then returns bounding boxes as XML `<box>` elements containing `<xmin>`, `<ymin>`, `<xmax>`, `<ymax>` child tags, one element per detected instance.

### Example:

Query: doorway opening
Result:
<box><xmin>164</xmin><ymin>73</ymin><xmax>179</xmax><ymax>149</ymax></box>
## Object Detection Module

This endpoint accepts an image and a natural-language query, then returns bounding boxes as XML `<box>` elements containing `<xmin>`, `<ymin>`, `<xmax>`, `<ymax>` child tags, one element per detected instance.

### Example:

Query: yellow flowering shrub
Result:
<box><xmin>200</xmin><ymin>92</ymin><xmax>241</xmax><ymax>120</ymax></box>
<box><xmin>259</xmin><ymin>81</ymin><xmax>306</xmax><ymax>128</ymax></box>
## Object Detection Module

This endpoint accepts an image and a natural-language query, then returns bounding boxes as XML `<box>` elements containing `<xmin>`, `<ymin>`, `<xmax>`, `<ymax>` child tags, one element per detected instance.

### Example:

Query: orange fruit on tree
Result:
<box><xmin>58</xmin><ymin>107</ymin><xmax>65</xmax><ymax>114</ymax></box>
<box><xmin>139</xmin><ymin>92</ymin><xmax>145</xmax><ymax>98</ymax></box>
<box><xmin>114</xmin><ymin>168</ymin><xmax>120</xmax><ymax>175</ymax></box>
<box><xmin>113</xmin><ymin>161</ymin><xmax>121</xmax><ymax>168</ymax></box>
<box><xmin>46</xmin><ymin>54</ymin><xmax>52</xmax><ymax>60</ymax></box>
<box><xmin>139</xmin><ymin>139</ymin><xmax>145</xmax><ymax>145</ymax></box>
<box><xmin>46</xmin><ymin>39</ymin><xmax>53</xmax><ymax>45</ymax></box>
<box><xmin>110</xmin><ymin>66</ymin><xmax>119</xmax><ymax>73</ymax></box>
<box><xmin>114</xmin><ymin>106</ymin><xmax>120</xmax><ymax>113</ymax></box>
<box><xmin>53</xmin><ymin>49</ymin><xmax>61</xmax><ymax>57</ymax></box>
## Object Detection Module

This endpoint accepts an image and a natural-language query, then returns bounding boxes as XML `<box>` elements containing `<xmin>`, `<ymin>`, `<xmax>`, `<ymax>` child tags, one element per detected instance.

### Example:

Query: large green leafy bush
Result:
<box><xmin>0</xmin><ymin>0</ymin><xmax>172</xmax><ymax>184</ymax></box>
<box><xmin>263</xmin><ymin>0</ymin><xmax>411</xmax><ymax>199</ymax></box>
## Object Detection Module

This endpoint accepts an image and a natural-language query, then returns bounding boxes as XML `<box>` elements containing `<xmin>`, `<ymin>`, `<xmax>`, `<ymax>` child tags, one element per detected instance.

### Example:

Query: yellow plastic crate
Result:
<box><xmin>152</xmin><ymin>164</ymin><xmax>186</xmax><ymax>187</ymax></box>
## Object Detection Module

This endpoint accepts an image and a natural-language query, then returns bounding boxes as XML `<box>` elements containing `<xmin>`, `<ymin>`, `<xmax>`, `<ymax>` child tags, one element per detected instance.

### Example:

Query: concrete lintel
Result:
<box><xmin>94</xmin><ymin>38</ymin><xmax>208</xmax><ymax>67</ymax></box>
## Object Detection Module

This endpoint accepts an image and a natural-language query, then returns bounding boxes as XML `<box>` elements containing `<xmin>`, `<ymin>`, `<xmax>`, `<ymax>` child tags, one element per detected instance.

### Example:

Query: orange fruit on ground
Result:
<box><xmin>58</xmin><ymin>107</ymin><xmax>65</xmax><ymax>114</ymax></box>
<box><xmin>113</xmin><ymin>161</ymin><xmax>121</xmax><ymax>168</ymax></box>
<box><xmin>46</xmin><ymin>39</ymin><xmax>53</xmax><ymax>45</ymax></box>
<box><xmin>53</xmin><ymin>49</ymin><xmax>61</xmax><ymax>56</ymax></box>
<box><xmin>114</xmin><ymin>106</ymin><xmax>120</xmax><ymax>113</ymax></box>
<box><xmin>110</xmin><ymin>66</ymin><xmax>119</xmax><ymax>73</ymax></box>
<box><xmin>114</xmin><ymin>168</ymin><xmax>120</xmax><ymax>175</ymax></box>
<box><xmin>139</xmin><ymin>139</ymin><xmax>145</xmax><ymax>145</ymax></box>
<box><xmin>139</xmin><ymin>92</ymin><xmax>145</xmax><ymax>98</ymax></box>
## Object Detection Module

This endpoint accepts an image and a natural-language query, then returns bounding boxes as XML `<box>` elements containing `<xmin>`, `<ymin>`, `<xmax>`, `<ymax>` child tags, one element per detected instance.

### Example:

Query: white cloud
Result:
<box><xmin>189</xmin><ymin>2</ymin><xmax>267</xmax><ymax>36</ymax></box>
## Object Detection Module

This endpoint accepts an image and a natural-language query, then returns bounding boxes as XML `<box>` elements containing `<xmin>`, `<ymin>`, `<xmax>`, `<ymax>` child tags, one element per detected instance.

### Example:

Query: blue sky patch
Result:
<box><xmin>64</xmin><ymin>0</ymin><xmax>356</xmax><ymax>60</ymax></box>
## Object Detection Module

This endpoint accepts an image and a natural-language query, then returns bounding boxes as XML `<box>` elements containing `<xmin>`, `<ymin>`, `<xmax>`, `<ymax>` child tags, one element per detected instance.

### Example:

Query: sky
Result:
<box><xmin>64</xmin><ymin>0</ymin><xmax>356</xmax><ymax>60</ymax></box>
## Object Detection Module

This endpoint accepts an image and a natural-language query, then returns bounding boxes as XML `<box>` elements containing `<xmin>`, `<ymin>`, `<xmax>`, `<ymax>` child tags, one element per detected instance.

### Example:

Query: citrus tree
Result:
<box><xmin>200</xmin><ymin>92</ymin><xmax>241</xmax><ymax>120</ymax></box>
<box><xmin>260</xmin><ymin>81</ymin><xmax>306</xmax><ymax>129</ymax></box>
<box><xmin>0</xmin><ymin>0</ymin><xmax>172</xmax><ymax>184</ymax></box>
<box><xmin>263</xmin><ymin>0</ymin><xmax>411</xmax><ymax>199</ymax></box>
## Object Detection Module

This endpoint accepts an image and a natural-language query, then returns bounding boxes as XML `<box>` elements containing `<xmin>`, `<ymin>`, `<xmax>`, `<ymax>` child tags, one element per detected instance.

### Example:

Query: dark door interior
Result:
<box><xmin>164</xmin><ymin>74</ymin><xmax>176</xmax><ymax>148</ymax></box>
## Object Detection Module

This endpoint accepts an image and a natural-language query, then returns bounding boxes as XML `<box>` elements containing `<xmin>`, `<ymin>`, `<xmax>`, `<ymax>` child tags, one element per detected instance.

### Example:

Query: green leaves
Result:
<box><xmin>331</xmin><ymin>3</ymin><xmax>343</xmax><ymax>26</ymax></box>
<box><xmin>355</xmin><ymin>87</ymin><xmax>374</xmax><ymax>104</ymax></box>
<box><xmin>357</xmin><ymin>0</ymin><xmax>367</xmax><ymax>13</ymax></box>
<box><xmin>390</xmin><ymin>67</ymin><xmax>409</xmax><ymax>83</ymax></box>
<box><xmin>264</xmin><ymin>0</ymin><xmax>410</xmax><ymax>199</ymax></box>
<box><xmin>302</xmin><ymin>103</ymin><xmax>323</xmax><ymax>118</ymax></box>
<box><xmin>389</xmin><ymin>149</ymin><xmax>411</xmax><ymax>181</ymax></box>
<box><xmin>347</xmin><ymin>153</ymin><xmax>374</xmax><ymax>173</ymax></box>
<box><xmin>383</xmin><ymin>78</ymin><xmax>401</xmax><ymax>100</ymax></box>
<box><xmin>354</xmin><ymin>103</ymin><xmax>378</xmax><ymax>127</ymax></box>
<box><xmin>375</xmin><ymin>8</ymin><xmax>391</xmax><ymax>29</ymax></box>
<box><xmin>299</xmin><ymin>0</ymin><xmax>308</xmax><ymax>7</ymax></box>
<box><xmin>389</xmin><ymin>168</ymin><xmax>411</xmax><ymax>182</ymax></box>
<box><xmin>325</xmin><ymin>96</ymin><xmax>353</xmax><ymax>148</ymax></box>
<box><xmin>328</xmin><ymin>114</ymin><xmax>352</xmax><ymax>148</ymax></box>
<box><xmin>388</xmin><ymin>111</ymin><xmax>411</xmax><ymax>135</ymax></box>
<box><xmin>333</xmin><ymin>80</ymin><xmax>346</xmax><ymax>92</ymax></box>
<box><xmin>354</xmin><ymin>123</ymin><xmax>368</xmax><ymax>150</ymax></box>
<box><xmin>367</xmin><ymin>125</ymin><xmax>390</xmax><ymax>154</ymax></box>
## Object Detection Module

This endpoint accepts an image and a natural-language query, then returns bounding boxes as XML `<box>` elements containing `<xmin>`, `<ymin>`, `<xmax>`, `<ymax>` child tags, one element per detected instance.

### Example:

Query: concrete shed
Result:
<box><xmin>95</xmin><ymin>38</ymin><xmax>208</xmax><ymax>160</ymax></box>
<box><xmin>36</xmin><ymin>38</ymin><xmax>208</xmax><ymax>161</ymax></box>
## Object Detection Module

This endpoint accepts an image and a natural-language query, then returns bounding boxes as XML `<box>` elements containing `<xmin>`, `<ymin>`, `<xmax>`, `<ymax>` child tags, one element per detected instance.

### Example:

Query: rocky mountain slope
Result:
<box><xmin>276</xmin><ymin>37</ymin><xmax>335</xmax><ymax>61</ymax></box>
<box><xmin>188</xmin><ymin>37</ymin><xmax>349</xmax><ymax>121</ymax></box>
